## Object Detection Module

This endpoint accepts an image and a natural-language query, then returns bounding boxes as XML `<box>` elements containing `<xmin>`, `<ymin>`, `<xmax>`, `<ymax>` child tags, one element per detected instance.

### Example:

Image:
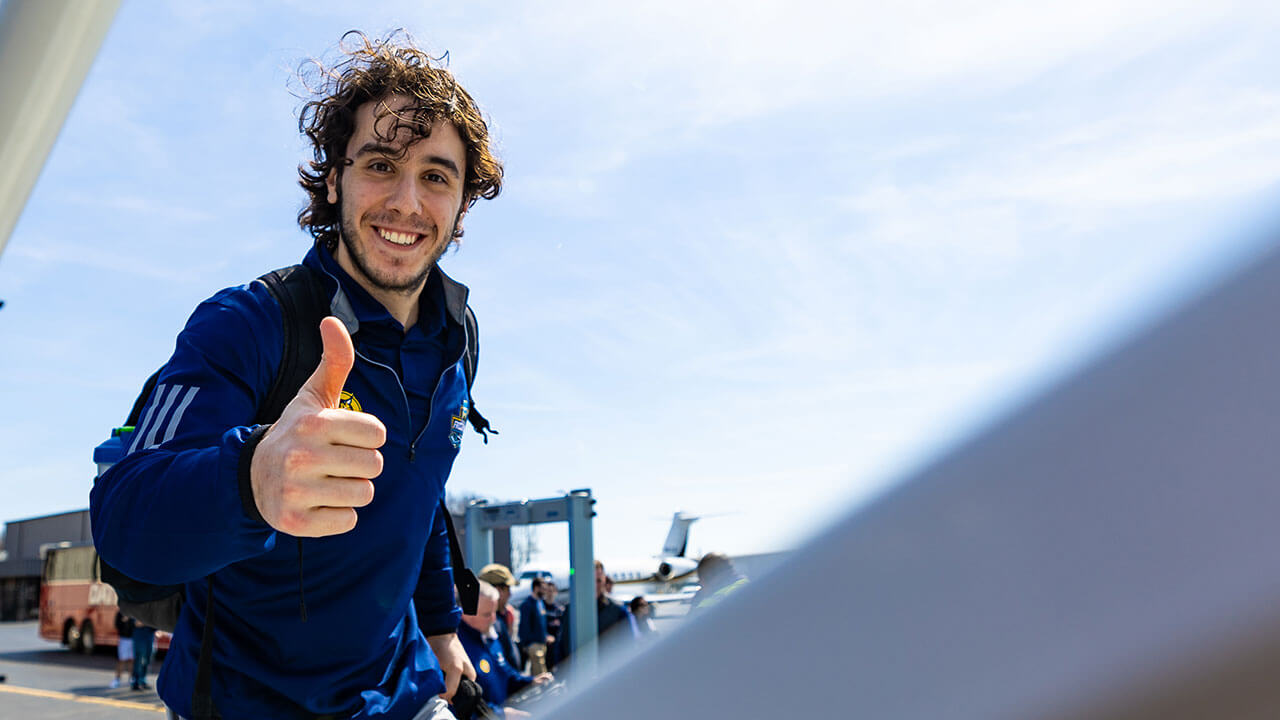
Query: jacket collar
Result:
<box><xmin>303</xmin><ymin>243</ymin><xmax>470</xmax><ymax>334</ymax></box>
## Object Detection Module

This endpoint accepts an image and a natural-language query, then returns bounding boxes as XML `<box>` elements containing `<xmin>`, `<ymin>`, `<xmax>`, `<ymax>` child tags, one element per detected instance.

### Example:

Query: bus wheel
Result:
<box><xmin>62</xmin><ymin>619</ymin><xmax>76</xmax><ymax>647</ymax></box>
<box><xmin>79</xmin><ymin>621</ymin><xmax>96</xmax><ymax>654</ymax></box>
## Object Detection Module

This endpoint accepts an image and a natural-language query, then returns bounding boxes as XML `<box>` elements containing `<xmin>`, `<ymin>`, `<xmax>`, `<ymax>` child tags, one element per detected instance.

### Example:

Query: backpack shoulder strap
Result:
<box><xmin>254</xmin><ymin>264</ymin><xmax>329</xmax><ymax>425</ymax></box>
<box><xmin>463</xmin><ymin>305</ymin><xmax>497</xmax><ymax>442</ymax></box>
<box><xmin>440</xmin><ymin>499</ymin><xmax>479</xmax><ymax>615</ymax></box>
<box><xmin>126</xmin><ymin>369</ymin><xmax>162</xmax><ymax>426</ymax></box>
<box><xmin>463</xmin><ymin>305</ymin><xmax>478</xmax><ymax>391</ymax></box>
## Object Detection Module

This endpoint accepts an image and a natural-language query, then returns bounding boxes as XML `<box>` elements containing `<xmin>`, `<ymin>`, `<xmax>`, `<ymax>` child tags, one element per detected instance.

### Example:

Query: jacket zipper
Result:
<box><xmin>353</xmin><ymin>318</ymin><xmax>468</xmax><ymax>462</ymax></box>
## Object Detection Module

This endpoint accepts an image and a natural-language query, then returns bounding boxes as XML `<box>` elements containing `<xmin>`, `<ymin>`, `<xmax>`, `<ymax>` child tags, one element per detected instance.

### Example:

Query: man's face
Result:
<box><xmin>543</xmin><ymin>583</ymin><xmax>557</xmax><ymax>602</ymax></box>
<box><xmin>497</xmin><ymin>584</ymin><xmax>511</xmax><ymax>610</ymax></box>
<box><xmin>462</xmin><ymin>593</ymin><xmax>497</xmax><ymax>634</ymax></box>
<box><xmin>326</xmin><ymin>94</ymin><xmax>468</xmax><ymax>303</ymax></box>
<box><xmin>595</xmin><ymin>565</ymin><xmax>606</xmax><ymax>598</ymax></box>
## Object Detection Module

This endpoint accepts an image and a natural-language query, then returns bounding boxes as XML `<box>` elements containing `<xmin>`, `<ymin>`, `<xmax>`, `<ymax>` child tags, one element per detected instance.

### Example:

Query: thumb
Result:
<box><xmin>301</xmin><ymin>316</ymin><xmax>354</xmax><ymax>409</ymax></box>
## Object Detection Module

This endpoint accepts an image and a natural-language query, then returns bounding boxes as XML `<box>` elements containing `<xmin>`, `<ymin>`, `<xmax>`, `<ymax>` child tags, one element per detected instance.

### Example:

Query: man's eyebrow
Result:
<box><xmin>353</xmin><ymin>142</ymin><xmax>461</xmax><ymax>179</ymax></box>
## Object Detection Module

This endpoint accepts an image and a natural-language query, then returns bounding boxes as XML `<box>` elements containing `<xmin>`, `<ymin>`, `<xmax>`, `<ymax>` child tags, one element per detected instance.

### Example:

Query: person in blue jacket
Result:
<box><xmin>517</xmin><ymin>578</ymin><xmax>551</xmax><ymax>674</ymax></box>
<box><xmin>89</xmin><ymin>30</ymin><xmax>503</xmax><ymax>720</ymax></box>
<box><xmin>456</xmin><ymin>583</ymin><xmax>552</xmax><ymax>718</ymax></box>
<box><xmin>477</xmin><ymin>564</ymin><xmax>521</xmax><ymax>673</ymax></box>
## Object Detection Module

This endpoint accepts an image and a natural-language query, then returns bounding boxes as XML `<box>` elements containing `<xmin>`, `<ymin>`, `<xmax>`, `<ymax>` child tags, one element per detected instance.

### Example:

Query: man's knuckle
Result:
<box><xmin>296</xmin><ymin>413</ymin><xmax>325</xmax><ymax>437</ymax></box>
<box><xmin>279</xmin><ymin>510</ymin><xmax>304</xmax><ymax>535</ymax></box>
<box><xmin>280</xmin><ymin>478</ymin><xmax>307</xmax><ymax>505</ymax></box>
<box><xmin>283</xmin><ymin>446</ymin><xmax>313</xmax><ymax>474</ymax></box>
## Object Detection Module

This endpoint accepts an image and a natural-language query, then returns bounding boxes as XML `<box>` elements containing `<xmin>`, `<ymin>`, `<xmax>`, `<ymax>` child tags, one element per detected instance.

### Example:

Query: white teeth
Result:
<box><xmin>378</xmin><ymin>228</ymin><xmax>418</xmax><ymax>245</ymax></box>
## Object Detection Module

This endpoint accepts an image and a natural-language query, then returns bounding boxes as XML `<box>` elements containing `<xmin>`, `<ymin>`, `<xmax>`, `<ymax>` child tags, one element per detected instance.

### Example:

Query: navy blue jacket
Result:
<box><xmin>456</xmin><ymin>622</ymin><xmax>532</xmax><ymax>717</ymax></box>
<box><xmin>517</xmin><ymin>594</ymin><xmax>547</xmax><ymax>647</ymax></box>
<box><xmin>90</xmin><ymin>244</ymin><xmax>473</xmax><ymax>719</ymax></box>
<box><xmin>494</xmin><ymin>611</ymin><xmax>520</xmax><ymax>671</ymax></box>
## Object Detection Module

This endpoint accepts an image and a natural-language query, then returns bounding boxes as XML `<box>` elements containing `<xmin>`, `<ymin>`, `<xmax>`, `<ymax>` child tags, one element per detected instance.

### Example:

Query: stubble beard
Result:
<box><xmin>337</xmin><ymin>207</ymin><xmax>455</xmax><ymax>297</ymax></box>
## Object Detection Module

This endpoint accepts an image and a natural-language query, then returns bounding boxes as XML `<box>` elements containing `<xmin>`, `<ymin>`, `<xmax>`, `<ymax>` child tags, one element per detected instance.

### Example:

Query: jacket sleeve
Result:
<box><xmin>414</xmin><ymin>502</ymin><xmax>462</xmax><ymax>636</ymax></box>
<box><xmin>89</xmin><ymin>285</ymin><xmax>283</xmax><ymax>585</ymax></box>
<box><xmin>500</xmin><ymin>657</ymin><xmax>533</xmax><ymax>692</ymax></box>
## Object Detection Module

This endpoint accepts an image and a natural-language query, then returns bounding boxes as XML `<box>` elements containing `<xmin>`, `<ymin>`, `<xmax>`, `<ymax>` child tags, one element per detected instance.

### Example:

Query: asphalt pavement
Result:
<box><xmin>0</xmin><ymin>621</ymin><xmax>164</xmax><ymax>719</ymax></box>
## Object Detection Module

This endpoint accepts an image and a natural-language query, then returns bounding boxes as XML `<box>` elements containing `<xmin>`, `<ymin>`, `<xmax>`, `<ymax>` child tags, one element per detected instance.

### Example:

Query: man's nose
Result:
<box><xmin>386</xmin><ymin>175</ymin><xmax>424</xmax><ymax>216</ymax></box>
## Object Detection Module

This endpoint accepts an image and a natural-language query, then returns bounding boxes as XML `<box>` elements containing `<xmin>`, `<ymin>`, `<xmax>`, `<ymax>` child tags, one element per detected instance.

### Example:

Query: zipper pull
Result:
<box><xmin>408</xmin><ymin>444</ymin><xmax>416</xmax><ymax>463</ymax></box>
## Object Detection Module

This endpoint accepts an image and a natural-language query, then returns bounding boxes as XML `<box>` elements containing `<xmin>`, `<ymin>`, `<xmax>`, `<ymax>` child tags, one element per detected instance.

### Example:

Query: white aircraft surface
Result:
<box><xmin>511</xmin><ymin>512</ymin><xmax>701</xmax><ymax>608</ymax></box>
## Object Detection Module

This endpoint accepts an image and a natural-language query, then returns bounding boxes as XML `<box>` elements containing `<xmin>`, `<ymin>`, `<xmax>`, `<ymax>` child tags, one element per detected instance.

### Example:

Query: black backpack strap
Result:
<box><xmin>441</xmin><ymin>500</ymin><xmax>479</xmax><ymax>616</ymax></box>
<box><xmin>189</xmin><ymin>265</ymin><xmax>327</xmax><ymax>720</ymax></box>
<box><xmin>126</xmin><ymin>369</ymin><xmax>162</xmax><ymax>426</ymax></box>
<box><xmin>191</xmin><ymin>578</ymin><xmax>220</xmax><ymax>720</ymax></box>
<box><xmin>462</xmin><ymin>306</ymin><xmax>496</xmax><ymax>443</ymax></box>
<box><xmin>254</xmin><ymin>264</ymin><xmax>330</xmax><ymax>425</ymax></box>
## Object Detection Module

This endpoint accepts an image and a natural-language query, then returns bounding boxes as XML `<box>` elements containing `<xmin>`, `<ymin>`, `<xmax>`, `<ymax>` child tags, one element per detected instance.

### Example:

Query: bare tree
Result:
<box><xmin>510</xmin><ymin>525</ymin><xmax>540</xmax><ymax>574</ymax></box>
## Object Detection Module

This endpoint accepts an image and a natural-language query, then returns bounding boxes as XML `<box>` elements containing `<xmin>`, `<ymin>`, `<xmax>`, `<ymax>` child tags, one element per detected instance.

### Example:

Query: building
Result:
<box><xmin>0</xmin><ymin>509</ymin><xmax>92</xmax><ymax>621</ymax></box>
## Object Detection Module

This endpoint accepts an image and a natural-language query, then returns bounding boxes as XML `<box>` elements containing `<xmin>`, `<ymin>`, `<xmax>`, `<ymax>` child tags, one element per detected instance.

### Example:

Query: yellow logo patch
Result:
<box><xmin>479</xmin><ymin>658</ymin><xmax>491</xmax><ymax>674</ymax></box>
<box><xmin>338</xmin><ymin>391</ymin><xmax>362</xmax><ymax>413</ymax></box>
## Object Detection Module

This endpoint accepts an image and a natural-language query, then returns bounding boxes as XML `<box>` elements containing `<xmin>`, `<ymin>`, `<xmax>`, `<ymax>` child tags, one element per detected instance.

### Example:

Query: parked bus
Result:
<box><xmin>38</xmin><ymin>543</ymin><xmax>169</xmax><ymax>653</ymax></box>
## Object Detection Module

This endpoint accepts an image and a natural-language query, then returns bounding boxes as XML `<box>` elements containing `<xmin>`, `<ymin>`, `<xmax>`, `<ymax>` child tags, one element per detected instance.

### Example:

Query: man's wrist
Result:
<box><xmin>237</xmin><ymin>424</ymin><xmax>272</xmax><ymax>524</ymax></box>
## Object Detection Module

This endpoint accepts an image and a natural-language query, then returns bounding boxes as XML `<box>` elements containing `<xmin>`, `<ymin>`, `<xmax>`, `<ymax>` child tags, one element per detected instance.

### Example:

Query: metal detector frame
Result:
<box><xmin>465</xmin><ymin>489</ymin><xmax>598</xmax><ymax>674</ymax></box>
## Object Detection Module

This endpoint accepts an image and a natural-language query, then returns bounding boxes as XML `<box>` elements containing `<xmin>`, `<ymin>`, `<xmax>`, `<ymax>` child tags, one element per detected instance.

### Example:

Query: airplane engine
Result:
<box><xmin>656</xmin><ymin>562</ymin><xmax>674</xmax><ymax>581</ymax></box>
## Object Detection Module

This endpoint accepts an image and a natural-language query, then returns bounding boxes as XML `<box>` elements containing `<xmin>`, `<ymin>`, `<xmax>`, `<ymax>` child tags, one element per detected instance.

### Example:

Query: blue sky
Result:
<box><xmin>2</xmin><ymin>0</ymin><xmax>1279</xmax><ymax>567</ymax></box>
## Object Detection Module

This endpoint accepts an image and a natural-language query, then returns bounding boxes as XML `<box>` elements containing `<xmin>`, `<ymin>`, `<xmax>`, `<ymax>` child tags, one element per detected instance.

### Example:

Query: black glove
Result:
<box><xmin>450</xmin><ymin>677</ymin><xmax>499</xmax><ymax>720</ymax></box>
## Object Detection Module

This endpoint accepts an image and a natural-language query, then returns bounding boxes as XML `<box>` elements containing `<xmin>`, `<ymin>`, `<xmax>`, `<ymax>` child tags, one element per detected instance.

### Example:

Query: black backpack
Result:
<box><xmin>96</xmin><ymin>264</ymin><xmax>488</xmax><ymax>718</ymax></box>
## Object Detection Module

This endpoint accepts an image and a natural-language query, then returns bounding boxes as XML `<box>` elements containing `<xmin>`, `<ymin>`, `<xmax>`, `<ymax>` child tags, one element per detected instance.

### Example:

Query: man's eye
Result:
<box><xmin>425</xmin><ymin>172</ymin><xmax>446</xmax><ymax>184</ymax></box>
<box><xmin>370</xmin><ymin>161</ymin><xmax>393</xmax><ymax>173</ymax></box>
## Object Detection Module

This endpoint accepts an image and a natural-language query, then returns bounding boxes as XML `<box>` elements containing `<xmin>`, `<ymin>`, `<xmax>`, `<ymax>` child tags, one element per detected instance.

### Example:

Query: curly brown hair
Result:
<box><xmin>297</xmin><ymin>30</ymin><xmax>503</xmax><ymax>251</ymax></box>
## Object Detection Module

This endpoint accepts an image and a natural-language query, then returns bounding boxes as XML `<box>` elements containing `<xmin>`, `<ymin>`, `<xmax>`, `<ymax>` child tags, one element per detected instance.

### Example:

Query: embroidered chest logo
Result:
<box><xmin>478</xmin><ymin>658</ymin><xmax>491</xmax><ymax>674</ymax></box>
<box><xmin>338</xmin><ymin>390</ymin><xmax>362</xmax><ymax>413</ymax></box>
<box><xmin>449</xmin><ymin>399</ymin><xmax>470</xmax><ymax>449</ymax></box>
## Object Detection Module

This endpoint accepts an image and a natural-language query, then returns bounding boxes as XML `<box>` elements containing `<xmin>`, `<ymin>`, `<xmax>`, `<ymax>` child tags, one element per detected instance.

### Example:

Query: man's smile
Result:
<box><xmin>374</xmin><ymin>225</ymin><xmax>425</xmax><ymax>246</ymax></box>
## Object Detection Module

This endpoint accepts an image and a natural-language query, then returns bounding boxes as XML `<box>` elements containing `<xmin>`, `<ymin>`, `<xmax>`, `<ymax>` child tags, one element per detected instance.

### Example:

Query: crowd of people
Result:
<box><xmin>449</xmin><ymin>555</ymin><xmax>747</xmax><ymax>718</ymax></box>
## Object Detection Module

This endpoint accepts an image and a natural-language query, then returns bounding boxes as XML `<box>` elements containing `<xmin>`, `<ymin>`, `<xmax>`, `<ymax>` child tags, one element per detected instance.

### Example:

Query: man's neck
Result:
<box><xmin>364</xmin><ymin>284</ymin><xmax>421</xmax><ymax>329</ymax></box>
<box><xmin>332</xmin><ymin>244</ymin><xmax>425</xmax><ymax>329</ymax></box>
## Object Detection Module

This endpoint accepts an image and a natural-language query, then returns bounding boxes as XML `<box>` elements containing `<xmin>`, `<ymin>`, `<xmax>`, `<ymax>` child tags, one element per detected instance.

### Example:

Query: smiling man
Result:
<box><xmin>90</xmin><ymin>31</ymin><xmax>503</xmax><ymax>720</ymax></box>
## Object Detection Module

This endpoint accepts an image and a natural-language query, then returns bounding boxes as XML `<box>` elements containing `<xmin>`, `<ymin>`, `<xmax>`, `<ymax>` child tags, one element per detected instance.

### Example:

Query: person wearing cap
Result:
<box><xmin>478</xmin><ymin>564</ymin><xmax>520</xmax><ymax>673</ymax></box>
<box><xmin>456</xmin><ymin>582</ymin><xmax>551</xmax><ymax>718</ymax></box>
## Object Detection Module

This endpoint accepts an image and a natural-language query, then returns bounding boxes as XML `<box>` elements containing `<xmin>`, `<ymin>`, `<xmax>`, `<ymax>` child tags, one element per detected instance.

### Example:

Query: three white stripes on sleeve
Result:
<box><xmin>127</xmin><ymin>384</ymin><xmax>201</xmax><ymax>454</ymax></box>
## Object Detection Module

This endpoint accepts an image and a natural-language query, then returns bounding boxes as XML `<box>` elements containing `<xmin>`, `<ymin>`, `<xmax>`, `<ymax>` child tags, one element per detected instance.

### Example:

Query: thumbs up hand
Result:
<box><xmin>250</xmin><ymin>316</ymin><xmax>386</xmax><ymax>536</ymax></box>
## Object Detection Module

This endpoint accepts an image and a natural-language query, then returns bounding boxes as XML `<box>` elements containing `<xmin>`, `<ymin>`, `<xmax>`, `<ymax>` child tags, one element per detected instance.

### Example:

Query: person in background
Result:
<box><xmin>691</xmin><ymin>552</ymin><xmax>749</xmax><ymax>612</ymax></box>
<box><xmin>627</xmin><ymin>597</ymin><xmax>657</xmax><ymax>637</ymax></box>
<box><xmin>517</xmin><ymin>578</ymin><xmax>551</xmax><ymax>675</ymax></box>
<box><xmin>478</xmin><ymin>564</ymin><xmax>521</xmax><ymax>674</ymax></box>
<box><xmin>131</xmin><ymin>623</ymin><xmax>156</xmax><ymax>691</ymax></box>
<box><xmin>555</xmin><ymin>560</ymin><xmax>634</xmax><ymax>664</ymax></box>
<box><xmin>111</xmin><ymin>610</ymin><xmax>136</xmax><ymax>689</ymax></box>
<box><xmin>594</xmin><ymin>561</ymin><xmax>630</xmax><ymax>638</ymax></box>
<box><xmin>456</xmin><ymin>582</ymin><xmax>551</xmax><ymax>718</ymax></box>
<box><xmin>541</xmin><ymin>581</ymin><xmax>565</xmax><ymax>668</ymax></box>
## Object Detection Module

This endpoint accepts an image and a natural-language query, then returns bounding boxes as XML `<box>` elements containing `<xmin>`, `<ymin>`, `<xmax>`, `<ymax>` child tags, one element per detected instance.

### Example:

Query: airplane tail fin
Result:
<box><xmin>661</xmin><ymin>512</ymin><xmax>698</xmax><ymax>557</ymax></box>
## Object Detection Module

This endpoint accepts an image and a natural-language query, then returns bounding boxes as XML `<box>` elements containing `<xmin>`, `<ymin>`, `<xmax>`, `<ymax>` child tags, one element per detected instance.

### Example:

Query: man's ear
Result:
<box><xmin>326</xmin><ymin>168</ymin><xmax>339</xmax><ymax>205</ymax></box>
<box><xmin>453</xmin><ymin>202</ymin><xmax>469</xmax><ymax>239</ymax></box>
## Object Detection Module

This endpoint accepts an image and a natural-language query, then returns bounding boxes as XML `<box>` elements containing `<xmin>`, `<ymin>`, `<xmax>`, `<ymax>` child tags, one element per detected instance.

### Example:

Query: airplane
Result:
<box><xmin>510</xmin><ymin>512</ymin><xmax>701</xmax><ymax>608</ymax></box>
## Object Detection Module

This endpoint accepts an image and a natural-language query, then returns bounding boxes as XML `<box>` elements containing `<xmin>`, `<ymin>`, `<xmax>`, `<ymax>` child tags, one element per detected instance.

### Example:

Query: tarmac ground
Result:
<box><xmin>0</xmin><ymin>621</ymin><xmax>164</xmax><ymax>719</ymax></box>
